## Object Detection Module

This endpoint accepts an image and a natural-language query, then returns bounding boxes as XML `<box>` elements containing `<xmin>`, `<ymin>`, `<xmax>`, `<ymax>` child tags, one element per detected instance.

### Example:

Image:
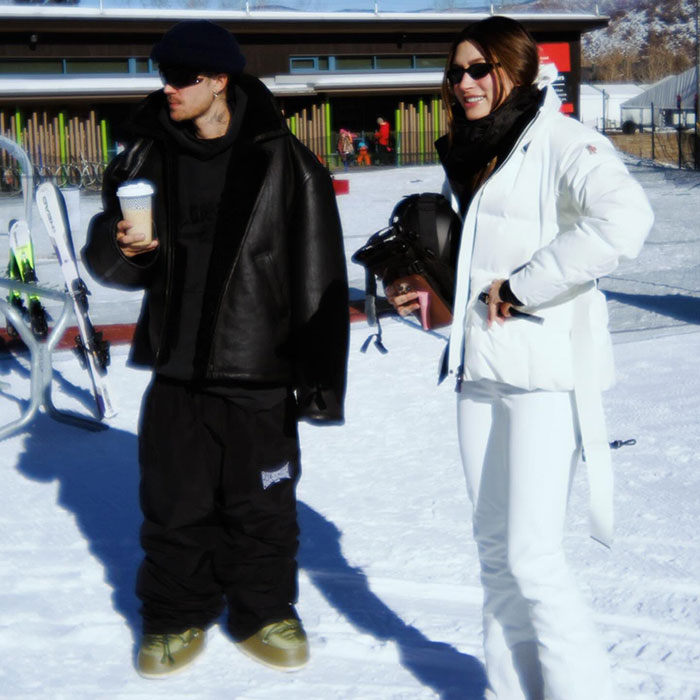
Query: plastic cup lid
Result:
<box><xmin>117</xmin><ymin>180</ymin><xmax>155</xmax><ymax>197</ymax></box>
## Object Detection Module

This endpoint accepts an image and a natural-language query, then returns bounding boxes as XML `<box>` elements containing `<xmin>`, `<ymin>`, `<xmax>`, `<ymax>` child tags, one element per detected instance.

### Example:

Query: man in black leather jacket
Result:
<box><xmin>84</xmin><ymin>20</ymin><xmax>348</xmax><ymax>678</ymax></box>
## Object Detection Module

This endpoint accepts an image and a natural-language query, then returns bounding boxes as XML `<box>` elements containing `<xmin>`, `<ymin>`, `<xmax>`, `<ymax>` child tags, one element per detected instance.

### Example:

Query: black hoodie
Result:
<box><xmin>153</xmin><ymin>88</ymin><xmax>242</xmax><ymax>383</ymax></box>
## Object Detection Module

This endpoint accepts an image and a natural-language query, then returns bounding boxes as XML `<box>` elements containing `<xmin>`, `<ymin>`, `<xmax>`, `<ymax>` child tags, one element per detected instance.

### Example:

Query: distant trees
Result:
<box><xmin>582</xmin><ymin>0</ymin><xmax>695</xmax><ymax>82</ymax></box>
<box><xmin>498</xmin><ymin>0</ymin><xmax>694</xmax><ymax>82</ymax></box>
<box><xmin>586</xmin><ymin>41</ymin><xmax>693</xmax><ymax>83</ymax></box>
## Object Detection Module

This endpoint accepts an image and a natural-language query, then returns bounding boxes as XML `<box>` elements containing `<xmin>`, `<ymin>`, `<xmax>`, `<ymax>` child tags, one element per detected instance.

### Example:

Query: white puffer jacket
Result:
<box><xmin>446</xmin><ymin>66</ymin><xmax>654</xmax><ymax>392</ymax></box>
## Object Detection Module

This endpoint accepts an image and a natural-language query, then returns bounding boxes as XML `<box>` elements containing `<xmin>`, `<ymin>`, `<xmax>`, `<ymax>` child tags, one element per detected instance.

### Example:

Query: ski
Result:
<box><xmin>8</xmin><ymin>218</ymin><xmax>49</xmax><ymax>340</ymax></box>
<box><xmin>4</xmin><ymin>228</ymin><xmax>26</xmax><ymax>339</ymax></box>
<box><xmin>35</xmin><ymin>182</ymin><xmax>116</xmax><ymax>419</ymax></box>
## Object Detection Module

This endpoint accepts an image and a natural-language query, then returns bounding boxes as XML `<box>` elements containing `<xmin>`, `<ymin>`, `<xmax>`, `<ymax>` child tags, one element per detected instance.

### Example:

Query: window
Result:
<box><xmin>0</xmin><ymin>58</ymin><xmax>155</xmax><ymax>76</ymax></box>
<box><xmin>132</xmin><ymin>59</ymin><xmax>154</xmax><ymax>74</ymax></box>
<box><xmin>0</xmin><ymin>60</ymin><xmax>63</xmax><ymax>74</ymax></box>
<box><xmin>65</xmin><ymin>59</ymin><xmax>130</xmax><ymax>74</ymax></box>
<box><xmin>290</xmin><ymin>57</ymin><xmax>318</xmax><ymax>72</ymax></box>
<box><xmin>415</xmin><ymin>55</ymin><xmax>446</xmax><ymax>69</ymax></box>
<box><xmin>375</xmin><ymin>56</ymin><xmax>412</xmax><ymax>70</ymax></box>
<box><xmin>289</xmin><ymin>53</ymin><xmax>446</xmax><ymax>74</ymax></box>
<box><xmin>335</xmin><ymin>56</ymin><xmax>374</xmax><ymax>71</ymax></box>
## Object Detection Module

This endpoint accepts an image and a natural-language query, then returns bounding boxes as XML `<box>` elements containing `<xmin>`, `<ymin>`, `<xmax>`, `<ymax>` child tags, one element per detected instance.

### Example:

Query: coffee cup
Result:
<box><xmin>117</xmin><ymin>180</ymin><xmax>155</xmax><ymax>247</ymax></box>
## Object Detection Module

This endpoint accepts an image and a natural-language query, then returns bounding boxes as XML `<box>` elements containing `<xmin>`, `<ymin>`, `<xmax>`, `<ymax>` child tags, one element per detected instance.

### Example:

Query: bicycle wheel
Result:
<box><xmin>66</xmin><ymin>163</ymin><xmax>82</xmax><ymax>188</ymax></box>
<box><xmin>93</xmin><ymin>162</ymin><xmax>106</xmax><ymax>190</ymax></box>
<box><xmin>54</xmin><ymin>164</ymin><xmax>70</xmax><ymax>189</ymax></box>
<box><xmin>80</xmin><ymin>163</ymin><xmax>97</xmax><ymax>190</ymax></box>
<box><xmin>34</xmin><ymin>164</ymin><xmax>54</xmax><ymax>185</ymax></box>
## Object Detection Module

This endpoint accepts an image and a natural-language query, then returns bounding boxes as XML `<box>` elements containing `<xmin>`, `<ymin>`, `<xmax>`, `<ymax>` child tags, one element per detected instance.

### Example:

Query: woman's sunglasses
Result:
<box><xmin>446</xmin><ymin>62</ymin><xmax>500</xmax><ymax>85</ymax></box>
<box><xmin>160</xmin><ymin>68</ymin><xmax>204</xmax><ymax>89</ymax></box>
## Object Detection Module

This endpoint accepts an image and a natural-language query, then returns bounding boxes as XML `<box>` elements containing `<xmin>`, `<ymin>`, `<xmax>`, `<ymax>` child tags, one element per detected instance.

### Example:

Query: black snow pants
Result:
<box><xmin>136</xmin><ymin>376</ymin><xmax>301</xmax><ymax>641</ymax></box>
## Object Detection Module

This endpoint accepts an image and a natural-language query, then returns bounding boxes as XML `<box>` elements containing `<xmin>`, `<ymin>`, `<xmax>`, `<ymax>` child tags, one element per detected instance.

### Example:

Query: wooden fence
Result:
<box><xmin>0</xmin><ymin>109</ymin><xmax>110</xmax><ymax>171</ymax></box>
<box><xmin>395</xmin><ymin>98</ymin><xmax>447</xmax><ymax>166</ymax></box>
<box><xmin>2</xmin><ymin>98</ymin><xmax>451</xmax><ymax>176</ymax></box>
<box><xmin>284</xmin><ymin>102</ymin><xmax>332</xmax><ymax>166</ymax></box>
<box><xmin>283</xmin><ymin>97</ymin><xmax>448</xmax><ymax>169</ymax></box>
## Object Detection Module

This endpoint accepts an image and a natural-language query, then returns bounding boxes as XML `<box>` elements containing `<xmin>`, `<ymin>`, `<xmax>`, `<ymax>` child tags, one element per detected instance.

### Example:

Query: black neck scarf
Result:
<box><xmin>437</xmin><ymin>85</ymin><xmax>544</xmax><ymax>212</ymax></box>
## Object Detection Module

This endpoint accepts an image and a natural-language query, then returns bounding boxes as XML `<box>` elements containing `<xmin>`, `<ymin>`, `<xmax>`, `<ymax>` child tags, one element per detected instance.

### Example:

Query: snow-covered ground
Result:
<box><xmin>0</xmin><ymin>159</ymin><xmax>699</xmax><ymax>698</ymax></box>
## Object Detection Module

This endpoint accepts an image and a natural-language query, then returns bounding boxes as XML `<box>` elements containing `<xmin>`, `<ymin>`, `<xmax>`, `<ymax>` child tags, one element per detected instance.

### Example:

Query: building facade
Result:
<box><xmin>0</xmin><ymin>4</ymin><xmax>607</xmax><ymax>179</ymax></box>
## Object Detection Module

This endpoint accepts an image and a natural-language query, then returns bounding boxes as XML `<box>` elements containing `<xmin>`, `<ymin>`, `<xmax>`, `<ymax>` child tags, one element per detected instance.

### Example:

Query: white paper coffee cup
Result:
<box><xmin>117</xmin><ymin>180</ymin><xmax>155</xmax><ymax>247</ymax></box>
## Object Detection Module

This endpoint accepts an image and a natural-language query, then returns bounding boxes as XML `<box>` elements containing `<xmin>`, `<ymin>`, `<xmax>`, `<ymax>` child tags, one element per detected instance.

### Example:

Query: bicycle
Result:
<box><xmin>33</xmin><ymin>163</ymin><xmax>57</xmax><ymax>186</ymax></box>
<box><xmin>54</xmin><ymin>161</ymin><xmax>82</xmax><ymax>189</ymax></box>
<box><xmin>53</xmin><ymin>157</ymin><xmax>107</xmax><ymax>191</ymax></box>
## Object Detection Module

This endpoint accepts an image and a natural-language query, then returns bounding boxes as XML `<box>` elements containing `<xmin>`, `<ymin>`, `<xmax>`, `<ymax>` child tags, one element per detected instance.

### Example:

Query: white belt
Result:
<box><xmin>571</xmin><ymin>288</ymin><xmax>614</xmax><ymax>548</ymax></box>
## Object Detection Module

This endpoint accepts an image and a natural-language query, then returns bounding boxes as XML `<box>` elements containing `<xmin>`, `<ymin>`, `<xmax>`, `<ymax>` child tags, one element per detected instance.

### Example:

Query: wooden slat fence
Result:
<box><xmin>0</xmin><ymin>109</ymin><xmax>108</xmax><ymax>172</ymax></box>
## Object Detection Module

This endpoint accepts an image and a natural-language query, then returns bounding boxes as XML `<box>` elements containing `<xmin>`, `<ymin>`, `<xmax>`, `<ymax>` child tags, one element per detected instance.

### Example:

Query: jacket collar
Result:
<box><xmin>535</xmin><ymin>62</ymin><xmax>563</xmax><ymax>116</ymax></box>
<box><xmin>126</xmin><ymin>73</ymin><xmax>288</xmax><ymax>145</ymax></box>
<box><xmin>507</xmin><ymin>65</ymin><xmax>562</xmax><ymax>156</ymax></box>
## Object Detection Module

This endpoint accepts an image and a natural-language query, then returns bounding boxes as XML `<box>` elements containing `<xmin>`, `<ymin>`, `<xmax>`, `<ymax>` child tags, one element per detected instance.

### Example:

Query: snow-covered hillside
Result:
<box><xmin>520</xmin><ymin>0</ymin><xmax>696</xmax><ymax>76</ymax></box>
<box><xmin>582</xmin><ymin>0</ymin><xmax>696</xmax><ymax>66</ymax></box>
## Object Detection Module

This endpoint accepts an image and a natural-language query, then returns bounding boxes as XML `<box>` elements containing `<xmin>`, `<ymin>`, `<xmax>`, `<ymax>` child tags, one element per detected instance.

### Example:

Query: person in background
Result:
<box><xmin>356</xmin><ymin>138</ymin><xmax>371</xmax><ymax>166</ymax></box>
<box><xmin>387</xmin><ymin>16</ymin><xmax>653</xmax><ymax>700</ymax></box>
<box><xmin>373</xmin><ymin>116</ymin><xmax>391</xmax><ymax>165</ymax></box>
<box><xmin>337</xmin><ymin>128</ymin><xmax>356</xmax><ymax>171</ymax></box>
<box><xmin>84</xmin><ymin>19</ymin><xmax>348</xmax><ymax>679</ymax></box>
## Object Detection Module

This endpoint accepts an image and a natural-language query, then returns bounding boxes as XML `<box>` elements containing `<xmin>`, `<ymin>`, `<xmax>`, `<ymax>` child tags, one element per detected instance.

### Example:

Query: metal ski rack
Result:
<box><xmin>0</xmin><ymin>276</ymin><xmax>107</xmax><ymax>440</ymax></box>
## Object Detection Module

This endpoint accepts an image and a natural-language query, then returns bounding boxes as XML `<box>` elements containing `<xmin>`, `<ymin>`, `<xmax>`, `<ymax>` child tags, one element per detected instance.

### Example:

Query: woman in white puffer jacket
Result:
<box><xmin>390</xmin><ymin>16</ymin><xmax>653</xmax><ymax>700</ymax></box>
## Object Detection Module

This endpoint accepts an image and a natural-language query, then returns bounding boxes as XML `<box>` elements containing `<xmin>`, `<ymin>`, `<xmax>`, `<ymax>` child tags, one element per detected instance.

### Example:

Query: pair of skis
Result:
<box><xmin>3</xmin><ymin>183</ymin><xmax>115</xmax><ymax>420</ymax></box>
<box><xmin>6</xmin><ymin>219</ymin><xmax>49</xmax><ymax>341</ymax></box>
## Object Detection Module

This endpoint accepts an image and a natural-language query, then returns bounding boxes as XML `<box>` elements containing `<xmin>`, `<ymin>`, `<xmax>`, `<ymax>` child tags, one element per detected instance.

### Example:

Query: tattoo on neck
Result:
<box><xmin>196</xmin><ymin>104</ymin><xmax>230</xmax><ymax>138</ymax></box>
<box><xmin>211</xmin><ymin>109</ymin><xmax>229</xmax><ymax>125</ymax></box>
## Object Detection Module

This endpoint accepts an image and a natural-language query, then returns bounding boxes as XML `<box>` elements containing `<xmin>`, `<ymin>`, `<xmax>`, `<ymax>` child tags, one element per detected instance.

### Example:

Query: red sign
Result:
<box><xmin>537</xmin><ymin>43</ymin><xmax>571</xmax><ymax>73</ymax></box>
<box><xmin>537</xmin><ymin>42</ymin><xmax>574</xmax><ymax>114</ymax></box>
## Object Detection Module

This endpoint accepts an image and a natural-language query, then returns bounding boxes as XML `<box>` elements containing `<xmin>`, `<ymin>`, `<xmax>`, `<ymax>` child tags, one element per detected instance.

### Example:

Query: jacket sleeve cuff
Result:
<box><xmin>296</xmin><ymin>386</ymin><xmax>345</xmax><ymax>426</ymax></box>
<box><xmin>500</xmin><ymin>279</ymin><xmax>523</xmax><ymax>306</ymax></box>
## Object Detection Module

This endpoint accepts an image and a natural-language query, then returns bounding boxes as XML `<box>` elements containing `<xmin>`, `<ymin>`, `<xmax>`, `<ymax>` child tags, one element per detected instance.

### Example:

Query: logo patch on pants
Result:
<box><xmin>261</xmin><ymin>461</ymin><xmax>292</xmax><ymax>490</ymax></box>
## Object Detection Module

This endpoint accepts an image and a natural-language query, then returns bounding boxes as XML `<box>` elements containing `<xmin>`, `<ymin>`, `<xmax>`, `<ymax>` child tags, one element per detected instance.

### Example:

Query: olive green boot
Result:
<box><xmin>136</xmin><ymin>628</ymin><xmax>206</xmax><ymax>679</ymax></box>
<box><xmin>237</xmin><ymin>619</ymin><xmax>309</xmax><ymax>671</ymax></box>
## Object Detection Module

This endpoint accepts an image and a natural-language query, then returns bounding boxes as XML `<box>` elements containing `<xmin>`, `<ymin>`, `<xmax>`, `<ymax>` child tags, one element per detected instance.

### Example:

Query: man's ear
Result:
<box><xmin>213</xmin><ymin>73</ymin><xmax>229</xmax><ymax>95</ymax></box>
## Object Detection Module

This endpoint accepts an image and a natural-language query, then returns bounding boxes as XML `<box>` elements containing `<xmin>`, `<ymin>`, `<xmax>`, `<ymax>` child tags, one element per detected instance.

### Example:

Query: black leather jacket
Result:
<box><xmin>83</xmin><ymin>75</ymin><xmax>349</xmax><ymax>423</ymax></box>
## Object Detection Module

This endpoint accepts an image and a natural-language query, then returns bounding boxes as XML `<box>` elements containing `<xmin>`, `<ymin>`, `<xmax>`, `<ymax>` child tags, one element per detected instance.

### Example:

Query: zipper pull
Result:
<box><xmin>454</xmin><ymin>366</ymin><xmax>464</xmax><ymax>393</ymax></box>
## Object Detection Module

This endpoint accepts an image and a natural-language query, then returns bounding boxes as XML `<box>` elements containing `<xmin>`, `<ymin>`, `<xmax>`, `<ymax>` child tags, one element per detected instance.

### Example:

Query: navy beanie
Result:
<box><xmin>151</xmin><ymin>20</ymin><xmax>246</xmax><ymax>76</ymax></box>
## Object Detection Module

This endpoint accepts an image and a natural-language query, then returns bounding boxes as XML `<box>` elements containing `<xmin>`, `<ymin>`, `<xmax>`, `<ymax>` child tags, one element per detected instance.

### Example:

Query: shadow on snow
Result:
<box><xmin>298</xmin><ymin>502</ymin><xmax>487</xmax><ymax>699</ymax></box>
<box><xmin>4</xmin><ymin>356</ymin><xmax>144</xmax><ymax>639</ymax></box>
<box><xmin>7</xmin><ymin>362</ymin><xmax>486</xmax><ymax>698</ymax></box>
<box><xmin>604</xmin><ymin>290</ymin><xmax>700</xmax><ymax>326</ymax></box>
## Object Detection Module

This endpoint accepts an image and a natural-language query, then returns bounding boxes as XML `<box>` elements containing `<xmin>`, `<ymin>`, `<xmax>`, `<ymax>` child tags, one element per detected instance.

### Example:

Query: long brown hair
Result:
<box><xmin>441</xmin><ymin>16</ymin><xmax>540</xmax><ymax>139</ymax></box>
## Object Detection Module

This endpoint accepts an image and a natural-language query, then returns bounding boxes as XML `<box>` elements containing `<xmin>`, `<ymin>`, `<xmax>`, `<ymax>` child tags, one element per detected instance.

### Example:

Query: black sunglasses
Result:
<box><xmin>446</xmin><ymin>62</ymin><xmax>500</xmax><ymax>85</ymax></box>
<box><xmin>159</xmin><ymin>67</ymin><xmax>204</xmax><ymax>89</ymax></box>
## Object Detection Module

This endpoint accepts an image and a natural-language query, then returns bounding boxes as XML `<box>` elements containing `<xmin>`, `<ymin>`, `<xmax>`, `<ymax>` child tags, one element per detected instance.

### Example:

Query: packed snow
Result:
<box><xmin>0</xmin><ymin>158</ymin><xmax>699</xmax><ymax>699</ymax></box>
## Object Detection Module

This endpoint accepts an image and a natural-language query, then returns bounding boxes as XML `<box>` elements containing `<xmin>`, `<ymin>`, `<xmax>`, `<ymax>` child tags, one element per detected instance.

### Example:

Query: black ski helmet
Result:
<box><xmin>389</xmin><ymin>192</ymin><xmax>462</xmax><ymax>268</ymax></box>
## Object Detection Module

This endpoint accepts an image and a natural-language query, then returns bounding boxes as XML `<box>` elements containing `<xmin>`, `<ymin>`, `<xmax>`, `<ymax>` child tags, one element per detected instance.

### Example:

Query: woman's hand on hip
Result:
<box><xmin>485</xmin><ymin>279</ymin><xmax>513</xmax><ymax>326</ymax></box>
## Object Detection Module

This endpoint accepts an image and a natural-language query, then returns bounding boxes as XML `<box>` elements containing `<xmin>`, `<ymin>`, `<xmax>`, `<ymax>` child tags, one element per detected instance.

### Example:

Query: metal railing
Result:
<box><xmin>1</xmin><ymin>158</ymin><xmax>106</xmax><ymax>193</ymax></box>
<box><xmin>612</xmin><ymin>103</ymin><xmax>699</xmax><ymax>170</ymax></box>
<box><xmin>0</xmin><ymin>278</ymin><xmax>107</xmax><ymax>439</ymax></box>
<box><xmin>0</xmin><ymin>1</ymin><xmax>604</xmax><ymax>14</ymax></box>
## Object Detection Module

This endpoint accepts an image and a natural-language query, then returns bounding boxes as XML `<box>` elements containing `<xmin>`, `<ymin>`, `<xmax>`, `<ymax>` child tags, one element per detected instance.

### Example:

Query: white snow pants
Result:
<box><xmin>456</xmin><ymin>379</ymin><xmax>615</xmax><ymax>700</ymax></box>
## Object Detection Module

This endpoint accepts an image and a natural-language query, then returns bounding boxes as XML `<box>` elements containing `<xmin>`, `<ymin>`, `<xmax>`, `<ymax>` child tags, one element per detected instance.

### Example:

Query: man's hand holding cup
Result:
<box><xmin>116</xmin><ymin>180</ymin><xmax>158</xmax><ymax>258</ymax></box>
